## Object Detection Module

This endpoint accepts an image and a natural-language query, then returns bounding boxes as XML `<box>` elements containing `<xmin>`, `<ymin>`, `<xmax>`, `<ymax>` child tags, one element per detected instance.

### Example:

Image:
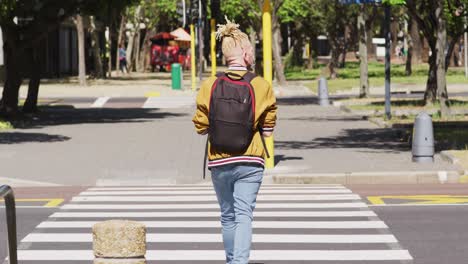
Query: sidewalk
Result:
<box><xmin>0</xmin><ymin>73</ymin><xmax>463</xmax><ymax>186</ymax></box>
<box><xmin>268</xmin><ymin>102</ymin><xmax>461</xmax><ymax>184</ymax></box>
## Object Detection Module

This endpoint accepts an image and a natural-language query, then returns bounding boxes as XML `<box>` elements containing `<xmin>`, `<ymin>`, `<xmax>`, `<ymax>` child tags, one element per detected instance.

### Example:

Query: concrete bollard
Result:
<box><xmin>412</xmin><ymin>112</ymin><xmax>434</xmax><ymax>163</ymax></box>
<box><xmin>318</xmin><ymin>77</ymin><xmax>330</xmax><ymax>106</ymax></box>
<box><xmin>93</xmin><ymin>220</ymin><xmax>147</xmax><ymax>264</ymax></box>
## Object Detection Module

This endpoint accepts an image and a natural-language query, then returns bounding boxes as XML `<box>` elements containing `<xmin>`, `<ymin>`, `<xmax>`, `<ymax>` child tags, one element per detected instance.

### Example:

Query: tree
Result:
<box><xmin>278</xmin><ymin>0</ymin><xmax>323</xmax><ymax>68</ymax></box>
<box><xmin>358</xmin><ymin>5</ymin><xmax>370</xmax><ymax>97</ymax></box>
<box><xmin>319</xmin><ymin>0</ymin><xmax>350</xmax><ymax>79</ymax></box>
<box><xmin>74</xmin><ymin>15</ymin><xmax>87</xmax><ymax>86</ymax></box>
<box><xmin>0</xmin><ymin>0</ymin><xmax>137</xmax><ymax>115</ymax></box>
<box><xmin>405</xmin><ymin>0</ymin><xmax>467</xmax><ymax>117</ymax></box>
<box><xmin>90</xmin><ymin>16</ymin><xmax>104</xmax><ymax>79</ymax></box>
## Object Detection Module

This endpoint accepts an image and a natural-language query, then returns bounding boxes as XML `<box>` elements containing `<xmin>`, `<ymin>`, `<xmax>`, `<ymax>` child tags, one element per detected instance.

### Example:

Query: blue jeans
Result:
<box><xmin>211</xmin><ymin>164</ymin><xmax>264</xmax><ymax>264</ymax></box>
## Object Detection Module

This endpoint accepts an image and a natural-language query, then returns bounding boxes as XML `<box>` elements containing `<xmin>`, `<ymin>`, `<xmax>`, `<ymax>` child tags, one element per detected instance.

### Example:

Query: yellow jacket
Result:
<box><xmin>192</xmin><ymin>70</ymin><xmax>277</xmax><ymax>168</ymax></box>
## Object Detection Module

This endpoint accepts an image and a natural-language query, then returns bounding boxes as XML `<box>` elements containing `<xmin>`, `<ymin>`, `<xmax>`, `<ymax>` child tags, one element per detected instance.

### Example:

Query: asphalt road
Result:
<box><xmin>1</xmin><ymin>184</ymin><xmax>467</xmax><ymax>264</ymax></box>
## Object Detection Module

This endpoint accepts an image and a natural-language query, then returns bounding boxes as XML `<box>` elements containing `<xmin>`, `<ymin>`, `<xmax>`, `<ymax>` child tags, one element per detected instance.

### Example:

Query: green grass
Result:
<box><xmin>288</xmin><ymin>62</ymin><xmax>468</xmax><ymax>93</ymax></box>
<box><xmin>0</xmin><ymin>120</ymin><xmax>13</xmax><ymax>130</ymax></box>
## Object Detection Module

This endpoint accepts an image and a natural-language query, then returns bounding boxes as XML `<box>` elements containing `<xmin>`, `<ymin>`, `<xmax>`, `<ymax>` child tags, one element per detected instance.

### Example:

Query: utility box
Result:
<box><xmin>412</xmin><ymin>112</ymin><xmax>435</xmax><ymax>163</ymax></box>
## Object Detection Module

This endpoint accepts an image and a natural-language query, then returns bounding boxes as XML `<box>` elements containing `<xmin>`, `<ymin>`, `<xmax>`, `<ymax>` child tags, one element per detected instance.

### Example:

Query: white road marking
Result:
<box><xmin>61</xmin><ymin>202</ymin><xmax>368</xmax><ymax>210</ymax></box>
<box><xmin>49</xmin><ymin>211</ymin><xmax>376</xmax><ymax>218</ymax></box>
<box><xmin>17</xmin><ymin>250</ymin><xmax>413</xmax><ymax>261</ymax></box>
<box><xmin>72</xmin><ymin>194</ymin><xmax>361</xmax><ymax>202</ymax></box>
<box><xmin>22</xmin><ymin>233</ymin><xmax>398</xmax><ymax>243</ymax></box>
<box><xmin>87</xmin><ymin>185</ymin><xmax>347</xmax><ymax>191</ymax></box>
<box><xmin>91</xmin><ymin>97</ymin><xmax>110</xmax><ymax>108</ymax></box>
<box><xmin>369</xmin><ymin>203</ymin><xmax>468</xmax><ymax>207</ymax></box>
<box><xmin>142</xmin><ymin>97</ymin><xmax>195</xmax><ymax>109</ymax></box>
<box><xmin>79</xmin><ymin>189</ymin><xmax>352</xmax><ymax>195</ymax></box>
<box><xmin>36</xmin><ymin>220</ymin><xmax>388</xmax><ymax>229</ymax></box>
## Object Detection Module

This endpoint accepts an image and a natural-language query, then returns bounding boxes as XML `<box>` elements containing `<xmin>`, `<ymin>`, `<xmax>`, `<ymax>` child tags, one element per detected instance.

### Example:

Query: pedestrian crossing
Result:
<box><xmin>46</xmin><ymin>96</ymin><xmax>196</xmax><ymax>109</ymax></box>
<box><xmin>15</xmin><ymin>184</ymin><xmax>413</xmax><ymax>263</ymax></box>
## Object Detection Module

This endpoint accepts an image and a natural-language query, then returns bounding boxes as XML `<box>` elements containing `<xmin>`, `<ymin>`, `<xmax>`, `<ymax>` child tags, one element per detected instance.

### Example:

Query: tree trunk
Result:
<box><xmin>410</xmin><ymin>19</ymin><xmax>423</xmax><ymax>64</ymax></box>
<box><xmin>141</xmin><ymin>29</ymin><xmax>155</xmax><ymax>72</ymax></box>
<box><xmin>135</xmin><ymin>30</ymin><xmax>146</xmax><ymax>72</ymax></box>
<box><xmin>358</xmin><ymin>5</ymin><xmax>369</xmax><ymax>98</ymax></box>
<box><xmin>116</xmin><ymin>15</ymin><xmax>127</xmax><ymax>76</ymax></box>
<box><xmin>328</xmin><ymin>40</ymin><xmax>340</xmax><ymax>79</ymax></box>
<box><xmin>390</xmin><ymin>18</ymin><xmax>399</xmax><ymax>59</ymax></box>
<box><xmin>126</xmin><ymin>30</ymin><xmax>136</xmax><ymax>72</ymax></box>
<box><xmin>306</xmin><ymin>37</ymin><xmax>316</xmax><ymax>70</ymax></box>
<box><xmin>339</xmin><ymin>25</ymin><xmax>349</xmax><ymax>68</ymax></box>
<box><xmin>445</xmin><ymin>36</ymin><xmax>461</xmax><ymax>70</ymax></box>
<box><xmin>75</xmin><ymin>15</ymin><xmax>87</xmax><ymax>86</ymax></box>
<box><xmin>126</xmin><ymin>5</ymin><xmax>141</xmax><ymax>72</ymax></box>
<box><xmin>424</xmin><ymin>55</ymin><xmax>437</xmax><ymax>104</ymax></box>
<box><xmin>272</xmin><ymin>9</ymin><xmax>287</xmax><ymax>86</ymax></box>
<box><xmin>90</xmin><ymin>16</ymin><xmax>104</xmax><ymax>79</ymax></box>
<box><xmin>291</xmin><ymin>24</ymin><xmax>304</xmax><ymax>67</ymax></box>
<box><xmin>107</xmin><ymin>27</ymin><xmax>113</xmax><ymax>78</ymax></box>
<box><xmin>23</xmin><ymin>47</ymin><xmax>41</xmax><ymax>113</ymax></box>
<box><xmin>0</xmin><ymin>26</ymin><xmax>22</xmax><ymax>115</ymax></box>
<box><xmin>366</xmin><ymin>28</ymin><xmax>376</xmax><ymax>61</ymax></box>
<box><xmin>406</xmin><ymin>44</ymin><xmax>413</xmax><ymax>76</ymax></box>
<box><xmin>435</xmin><ymin>1</ymin><xmax>450</xmax><ymax>118</ymax></box>
<box><xmin>405</xmin><ymin>18</ymin><xmax>414</xmax><ymax>75</ymax></box>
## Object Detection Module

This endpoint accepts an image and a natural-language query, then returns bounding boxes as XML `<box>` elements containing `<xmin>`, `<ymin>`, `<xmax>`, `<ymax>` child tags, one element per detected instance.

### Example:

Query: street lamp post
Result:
<box><xmin>465</xmin><ymin>13</ymin><xmax>467</xmax><ymax>78</ymax></box>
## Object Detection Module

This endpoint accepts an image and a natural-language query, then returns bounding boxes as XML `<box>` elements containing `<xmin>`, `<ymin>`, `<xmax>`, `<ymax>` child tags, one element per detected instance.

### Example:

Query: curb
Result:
<box><xmin>440</xmin><ymin>151</ymin><xmax>460</xmax><ymax>165</ymax></box>
<box><xmin>267</xmin><ymin>170</ymin><xmax>465</xmax><ymax>185</ymax></box>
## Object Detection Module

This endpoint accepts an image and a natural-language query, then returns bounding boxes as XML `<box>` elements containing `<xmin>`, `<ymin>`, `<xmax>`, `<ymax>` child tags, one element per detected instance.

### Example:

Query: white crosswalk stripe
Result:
<box><xmin>16</xmin><ymin>184</ymin><xmax>413</xmax><ymax>263</ymax></box>
<box><xmin>142</xmin><ymin>96</ymin><xmax>195</xmax><ymax>109</ymax></box>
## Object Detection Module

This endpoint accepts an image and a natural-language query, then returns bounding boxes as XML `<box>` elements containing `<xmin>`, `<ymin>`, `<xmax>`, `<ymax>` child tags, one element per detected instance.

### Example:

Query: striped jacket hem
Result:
<box><xmin>208</xmin><ymin>156</ymin><xmax>265</xmax><ymax>168</ymax></box>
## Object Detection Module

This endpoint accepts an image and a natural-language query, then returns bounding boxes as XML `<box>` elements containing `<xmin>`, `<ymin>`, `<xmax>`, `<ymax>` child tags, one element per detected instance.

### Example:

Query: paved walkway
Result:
<box><xmin>0</xmin><ymin>73</ymin><xmax>460</xmax><ymax>186</ymax></box>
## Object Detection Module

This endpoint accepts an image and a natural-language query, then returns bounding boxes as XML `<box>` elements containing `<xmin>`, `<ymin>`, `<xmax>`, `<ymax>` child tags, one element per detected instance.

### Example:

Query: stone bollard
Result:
<box><xmin>412</xmin><ymin>112</ymin><xmax>434</xmax><ymax>163</ymax></box>
<box><xmin>93</xmin><ymin>220</ymin><xmax>147</xmax><ymax>264</ymax></box>
<box><xmin>318</xmin><ymin>77</ymin><xmax>330</xmax><ymax>106</ymax></box>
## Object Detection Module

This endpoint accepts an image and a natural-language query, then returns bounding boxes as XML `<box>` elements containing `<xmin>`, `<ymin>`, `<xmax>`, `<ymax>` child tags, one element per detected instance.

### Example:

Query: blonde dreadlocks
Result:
<box><xmin>216</xmin><ymin>16</ymin><xmax>251</xmax><ymax>58</ymax></box>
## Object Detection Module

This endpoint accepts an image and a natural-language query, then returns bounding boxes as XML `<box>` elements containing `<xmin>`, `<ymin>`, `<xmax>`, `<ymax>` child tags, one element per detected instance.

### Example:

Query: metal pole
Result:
<box><xmin>0</xmin><ymin>185</ymin><xmax>18</xmax><ymax>264</ymax></box>
<box><xmin>198</xmin><ymin>0</ymin><xmax>204</xmax><ymax>82</ymax></box>
<box><xmin>464</xmin><ymin>13</ymin><xmax>467</xmax><ymax>78</ymax></box>
<box><xmin>182</xmin><ymin>0</ymin><xmax>186</xmax><ymax>28</ymax></box>
<box><xmin>262</xmin><ymin>0</ymin><xmax>275</xmax><ymax>169</ymax></box>
<box><xmin>190</xmin><ymin>24</ymin><xmax>197</xmax><ymax>90</ymax></box>
<box><xmin>211</xmin><ymin>19</ymin><xmax>217</xmax><ymax>76</ymax></box>
<box><xmin>384</xmin><ymin>4</ymin><xmax>392</xmax><ymax>120</ymax></box>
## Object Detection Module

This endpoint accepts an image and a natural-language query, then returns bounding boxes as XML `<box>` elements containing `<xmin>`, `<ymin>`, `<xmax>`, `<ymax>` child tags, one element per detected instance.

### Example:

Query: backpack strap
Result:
<box><xmin>220</xmin><ymin>71</ymin><xmax>257</xmax><ymax>83</ymax></box>
<box><xmin>242</xmin><ymin>72</ymin><xmax>257</xmax><ymax>84</ymax></box>
<box><xmin>203</xmin><ymin>135</ymin><xmax>209</xmax><ymax>180</ymax></box>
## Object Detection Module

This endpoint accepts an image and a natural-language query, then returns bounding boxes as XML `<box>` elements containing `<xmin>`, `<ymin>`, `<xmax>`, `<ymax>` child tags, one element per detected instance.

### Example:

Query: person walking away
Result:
<box><xmin>119</xmin><ymin>44</ymin><xmax>128</xmax><ymax>74</ymax></box>
<box><xmin>192</xmin><ymin>18</ymin><xmax>277</xmax><ymax>264</ymax></box>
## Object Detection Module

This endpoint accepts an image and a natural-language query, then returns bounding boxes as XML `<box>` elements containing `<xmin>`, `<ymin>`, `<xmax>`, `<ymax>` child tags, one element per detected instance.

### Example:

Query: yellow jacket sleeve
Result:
<box><xmin>192</xmin><ymin>78</ymin><xmax>215</xmax><ymax>134</ymax></box>
<box><xmin>259</xmin><ymin>82</ymin><xmax>277</xmax><ymax>132</ymax></box>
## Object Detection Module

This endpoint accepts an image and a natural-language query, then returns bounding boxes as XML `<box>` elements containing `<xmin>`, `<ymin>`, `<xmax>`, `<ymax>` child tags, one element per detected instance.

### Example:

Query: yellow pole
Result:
<box><xmin>190</xmin><ymin>24</ymin><xmax>197</xmax><ymax>91</ymax></box>
<box><xmin>262</xmin><ymin>0</ymin><xmax>275</xmax><ymax>169</ymax></box>
<box><xmin>211</xmin><ymin>19</ymin><xmax>217</xmax><ymax>77</ymax></box>
<box><xmin>262</xmin><ymin>0</ymin><xmax>273</xmax><ymax>86</ymax></box>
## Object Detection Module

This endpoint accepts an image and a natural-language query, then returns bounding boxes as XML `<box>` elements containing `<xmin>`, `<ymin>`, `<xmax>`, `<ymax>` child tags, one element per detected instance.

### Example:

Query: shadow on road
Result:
<box><xmin>276</xmin><ymin>128</ymin><xmax>409</xmax><ymax>153</ymax></box>
<box><xmin>284</xmin><ymin>116</ymin><xmax>367</xmax><ymax>122</ymax></box>
<box><xmin>0</xmin><ymin>132</ymin><xmax>71</xmax><ymax>144</ymax></box>
<box><xmin>8</xmin><ymin>107</ymin><xmax>187</xmax><ymax>129</ymax></box>
<box><xmin>274</xmin><ymin>154</ymin><xmax>303</xmax><ymax>166</ymax></box>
